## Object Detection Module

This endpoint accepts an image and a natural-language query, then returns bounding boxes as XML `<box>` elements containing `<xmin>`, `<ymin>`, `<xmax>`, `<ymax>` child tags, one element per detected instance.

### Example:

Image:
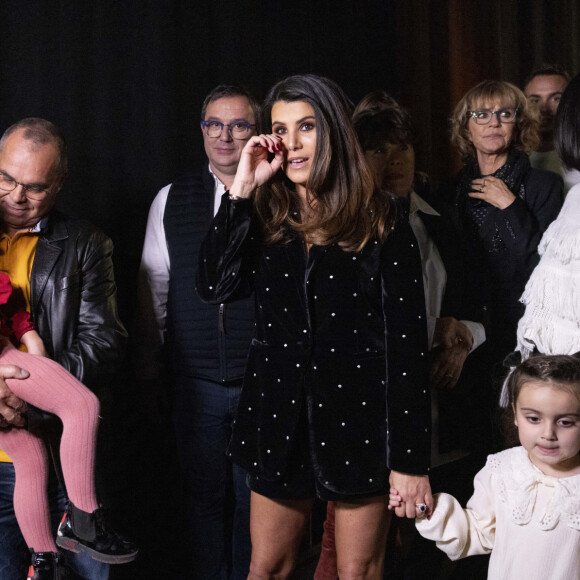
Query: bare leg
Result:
<box><xmin>247</xmin><ymin>491</ymin><xmax>313</xmax><ymax>579</ymax></box>
<box><xmin>335</xmin><ymin>495</ymin><xmax>391</xmax><ymax>580</ymax></box>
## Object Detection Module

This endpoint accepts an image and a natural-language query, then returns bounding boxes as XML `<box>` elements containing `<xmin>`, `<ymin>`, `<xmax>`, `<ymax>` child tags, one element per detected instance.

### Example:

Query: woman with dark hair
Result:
<box><xmin>355</xmin><ymin>101</ymin><xmax>487</xmax><ymax>391</ymax></box>
<box><xmin>554</xmin><ymin>73</ymin><xmax>580</xmax><ymax>174</ymax></box>
<box><xmin>352</xmin><ymin>89</ymin><xmax>399</xmax><ymax>119</ymax></box>
<box><xmin>197</xmin><ymin>74</ymin><xmax>432</xmax><ymax>578</ymax></box>
<box><xmin>316</xmin><ymin>95</ymin><xmax>490</xmax><ymax>580</ymax></box>
<box><xmin>441</xmin><ymin>80</ymin><xmax>562</xmax><ymax>370</ymax></box>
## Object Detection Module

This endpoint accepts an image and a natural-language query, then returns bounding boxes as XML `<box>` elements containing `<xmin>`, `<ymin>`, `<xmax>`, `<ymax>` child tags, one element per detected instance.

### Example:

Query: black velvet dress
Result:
<box><xmin>196</xmin><ymin>195</ymin><xmax>431</xmax><ymax>499</ymax></box>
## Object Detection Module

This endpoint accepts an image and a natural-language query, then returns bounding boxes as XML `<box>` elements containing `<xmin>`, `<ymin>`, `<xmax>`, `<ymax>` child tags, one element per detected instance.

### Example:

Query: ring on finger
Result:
<box><xmin>416</xmin><ymin>503</ymin><xmax>428</xmax><ymax>519</ymax></box>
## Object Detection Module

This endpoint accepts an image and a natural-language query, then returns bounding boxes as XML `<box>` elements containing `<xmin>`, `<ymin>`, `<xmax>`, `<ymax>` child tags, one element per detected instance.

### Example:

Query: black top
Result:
<box><xmin>437</xmin><ymin>151</ymin><xmax>562</xmax><ymax>347</ymax></box>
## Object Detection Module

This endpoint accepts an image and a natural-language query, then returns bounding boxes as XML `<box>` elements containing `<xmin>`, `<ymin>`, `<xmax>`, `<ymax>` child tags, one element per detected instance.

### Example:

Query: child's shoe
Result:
<box><xmin>56</xmin><ymin>502</ymin><xmax>138</xmax><ymax>564</ymax></box>
<box><xmin>27</xmin><ymin>550</ymin><xmax>70</xmax><ymax>579</ymax></box>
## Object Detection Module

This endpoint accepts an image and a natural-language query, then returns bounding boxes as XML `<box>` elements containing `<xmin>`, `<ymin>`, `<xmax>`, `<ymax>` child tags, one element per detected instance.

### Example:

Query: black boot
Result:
<box><xmin>27</xmin><ymin>550</ymin><xmax>70</xmax><ymax>580</ymax></box>
<box><xmin>56</xmin><ymin>502</ymin><xmax>138</xmax><ymax>564</ymax></box>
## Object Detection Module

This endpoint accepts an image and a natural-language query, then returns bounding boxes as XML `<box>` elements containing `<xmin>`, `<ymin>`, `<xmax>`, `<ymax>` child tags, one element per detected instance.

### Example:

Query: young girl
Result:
<box><xmin>0</xmin><ymin>272</ymin><xmax>137</xmax><ymax>579</ymax></box>
<box><xmin>389</xmin><ymin>354</ymin><xmax>580</xmax><ymax>580</ymax></box>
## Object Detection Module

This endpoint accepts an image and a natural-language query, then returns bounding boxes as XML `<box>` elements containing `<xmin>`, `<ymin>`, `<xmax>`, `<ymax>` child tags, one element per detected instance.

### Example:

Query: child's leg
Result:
<box><xmin>315</xmin><ymin>501</ymin><xmax>338</xmax><ymax>580</ymax></box>
<box><xmin>0</xmin><ymin>427</ymin><xmax>56</xmax><ymax>552</ymax></box>
<box><xmin>1</xmin><ymin>342</ymin><xmax>100</xmax><ymax>513</ymax></box>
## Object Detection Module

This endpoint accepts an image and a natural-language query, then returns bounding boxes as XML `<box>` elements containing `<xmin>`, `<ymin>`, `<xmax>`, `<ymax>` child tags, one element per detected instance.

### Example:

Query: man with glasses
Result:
<box><xmin>135</xmin><ymin>85</ymin><xmax>259</xmax><ymax>579</ymax></box>
<box><xmin>524</xmin><ymin>65</ymin><xmax>579</xmax><ymax>193</ymax></box>
<box><xmin>0</xmin><ymin>118</ymin><xmax>127</xmax><ymax>579</ymax></box>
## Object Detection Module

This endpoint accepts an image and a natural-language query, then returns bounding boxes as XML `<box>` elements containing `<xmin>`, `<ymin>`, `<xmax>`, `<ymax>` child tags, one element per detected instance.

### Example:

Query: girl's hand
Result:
<box><xmin>229</xmin><ymin>134</ymin><xmax>285</xmax><ymax>199</ymax></box>
<box><xmin>469</xmin><ymin>176</ymin><xmax>516</xmax><ymax>210</ymax></box>
<box><xmin>389</xmin><ymin>471</ymin><xmax>433</xmax><ymax>519</ymax></box>
<box><xmin>389</xmin><ymin>487</ymin><xmax>430</xmax><ymax>519</ymax></box>
<box><xmin>20</xmin><ymin>330</ymin><xmax>48</xmax><ymax>357</ymax></box>
<box><xmin>388</xmin><ymin>487</ymin><xmax>403</xmax><ymax>510</ymax></box>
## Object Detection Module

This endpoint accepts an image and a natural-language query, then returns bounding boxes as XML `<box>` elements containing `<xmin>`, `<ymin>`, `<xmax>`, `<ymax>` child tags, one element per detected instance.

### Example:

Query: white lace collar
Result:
<box><xmin>490</xmin><ymin>446</ymin><xmax>580</xmax><ymax>531</ymax></box>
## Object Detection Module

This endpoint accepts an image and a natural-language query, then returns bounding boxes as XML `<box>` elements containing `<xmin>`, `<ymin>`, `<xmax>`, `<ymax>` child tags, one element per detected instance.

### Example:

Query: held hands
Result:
<box><xmin>389</xmin><ymin>486</ymin><xmax>431</xmax><ymax>520</ymax></box>
<box><xmin>388</xmin><ymin>471</ymin><xmax>433</xmax><ymax>519</ymax></box>
<box><xmin>229</xmin><ymin>134</ymin><xmax>285</xmax><ymax>199</ymax></box>
<box><xmin>469</xmin><ymin>176</ymin><xmax>515</xmax><ymax>210</ymax></box>
<box><xmin>430</xmin><ymin>317</ymin><xmax>473</xmax><ymax>390</ymax></box>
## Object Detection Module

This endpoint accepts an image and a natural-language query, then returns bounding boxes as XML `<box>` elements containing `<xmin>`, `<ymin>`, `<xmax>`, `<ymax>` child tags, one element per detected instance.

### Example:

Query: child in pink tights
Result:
<box><xmin>0</xmin><ymin>272</ymin><xmax>137</xmax><ymax>579</ymax></box>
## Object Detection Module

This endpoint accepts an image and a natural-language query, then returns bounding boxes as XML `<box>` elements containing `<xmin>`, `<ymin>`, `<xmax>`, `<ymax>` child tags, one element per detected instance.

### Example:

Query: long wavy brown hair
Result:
<box><xmin>254</xmin><ymin>74</ymin><xmax>393</xmax><ymax>252</ymax></box>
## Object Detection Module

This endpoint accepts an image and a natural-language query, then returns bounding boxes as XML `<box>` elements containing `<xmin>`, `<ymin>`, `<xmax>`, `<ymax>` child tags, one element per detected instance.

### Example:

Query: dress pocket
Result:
<box><xmin>230</xmin><ymin>339</ymin><xmax>308</xmax><ymax>480</ymax></box>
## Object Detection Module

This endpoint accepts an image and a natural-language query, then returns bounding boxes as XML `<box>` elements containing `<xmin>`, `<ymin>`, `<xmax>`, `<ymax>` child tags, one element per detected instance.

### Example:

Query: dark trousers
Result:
<box><xmin>172</xmin><ymin>376</ymin><xmax>251</xmax><ymax>580</ymax></box>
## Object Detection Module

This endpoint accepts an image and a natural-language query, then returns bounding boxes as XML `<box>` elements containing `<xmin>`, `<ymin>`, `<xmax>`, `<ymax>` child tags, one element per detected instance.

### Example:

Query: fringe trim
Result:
<box><xmin>538</xmin><ymin>219</ymin><xmax>580</xmax><ymax>264</ymax></box>
<box><xmin>516</xmin><ymin>319</ymin><xmax>580</xmax><ymax>359</ymax></box>
<box><xmin>519</xmin><ymin>262</ymin><xmax>580</xmax><ymax>323</ymax></box>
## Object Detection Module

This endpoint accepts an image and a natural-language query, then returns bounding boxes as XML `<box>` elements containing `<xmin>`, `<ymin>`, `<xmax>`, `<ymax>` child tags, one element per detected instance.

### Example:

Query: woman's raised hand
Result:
<box><xmin>229</xmin><ymin>134</ymin><xmax>285</xmax><ymax>199</ymax></box>
<box><xmin>470</xmin><ymin>176</ymin><xmax>516</xmax><ymax>210</ymax></box>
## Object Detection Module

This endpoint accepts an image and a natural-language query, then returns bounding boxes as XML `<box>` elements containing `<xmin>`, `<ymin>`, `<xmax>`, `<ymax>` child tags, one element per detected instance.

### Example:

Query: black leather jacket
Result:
<box><xmin>30</xmin><ymin>210</ymin><xmax>127</xmax><ymax>390</ymax></box>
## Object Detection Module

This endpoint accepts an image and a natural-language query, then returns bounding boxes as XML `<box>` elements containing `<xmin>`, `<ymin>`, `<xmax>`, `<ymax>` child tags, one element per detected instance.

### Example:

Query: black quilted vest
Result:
<box><xmin>163</xmin><ymin>166</ymin><xmax>255</xmax><ymax>382</ymax></box>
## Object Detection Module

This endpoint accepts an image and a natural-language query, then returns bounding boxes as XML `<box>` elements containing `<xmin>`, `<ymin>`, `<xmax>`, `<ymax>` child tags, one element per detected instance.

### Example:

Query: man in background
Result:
<box><xmin>524</xmin><ymin>64</ymin><xmax>579</xmax><ymax>193</ymax></box>
<box><xmin>135</xmin><ymin>85</ymin><xmax>259</xmax><ymax>579</ymax></box>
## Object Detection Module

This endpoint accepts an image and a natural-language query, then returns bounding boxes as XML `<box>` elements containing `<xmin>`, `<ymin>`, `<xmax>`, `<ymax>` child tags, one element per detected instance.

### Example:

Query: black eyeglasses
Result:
<box><xmin>201</xmin><ymin>120</ymin><xmax>255</xmax><ymax>140</ymax></box>
<box><xmin>0</xmin><ymin>171</ymin><xmax>51</xmax><ymax>200</ymax></box>
<box><xmin>468</xmin><ymin>108</ymin><xmax>518</xmax><ymax>125</ymax></box>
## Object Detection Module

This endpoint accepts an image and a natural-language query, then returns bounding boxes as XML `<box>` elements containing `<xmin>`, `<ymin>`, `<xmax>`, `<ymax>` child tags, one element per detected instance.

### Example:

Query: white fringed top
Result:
<box><xmin>516</xmin><ymin>182</ymin><xmax>580</xmax><ymax>359</ymax></box>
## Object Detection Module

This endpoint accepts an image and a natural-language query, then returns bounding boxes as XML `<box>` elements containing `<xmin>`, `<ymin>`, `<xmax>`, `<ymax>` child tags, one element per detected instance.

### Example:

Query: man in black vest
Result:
<box><xmin>135</xmin><ymin>85</ymin><xmax>258</xmax><ymax>579</ymax></box>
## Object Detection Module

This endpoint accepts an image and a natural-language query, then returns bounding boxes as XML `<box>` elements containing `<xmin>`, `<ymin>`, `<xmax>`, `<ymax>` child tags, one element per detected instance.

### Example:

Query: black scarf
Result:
<box><xmin>455</xmin><ymin>150</ymin><xmax>530</xmax><ymax>252</ymax></box>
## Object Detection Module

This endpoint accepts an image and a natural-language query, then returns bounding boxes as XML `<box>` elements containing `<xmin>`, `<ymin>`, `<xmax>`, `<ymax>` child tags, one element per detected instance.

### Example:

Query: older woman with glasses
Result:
<box><xmin>439</xmin><ymin>80</ymin><xmax>562</xmax><ymax>373</ymax></box>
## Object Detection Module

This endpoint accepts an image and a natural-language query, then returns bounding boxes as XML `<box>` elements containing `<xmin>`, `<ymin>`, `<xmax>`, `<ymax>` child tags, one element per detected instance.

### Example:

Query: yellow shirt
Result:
<box><xmin>0</xmin><ymin>231</ymin><xmax>39</xmax><ymax>463</ymax></box>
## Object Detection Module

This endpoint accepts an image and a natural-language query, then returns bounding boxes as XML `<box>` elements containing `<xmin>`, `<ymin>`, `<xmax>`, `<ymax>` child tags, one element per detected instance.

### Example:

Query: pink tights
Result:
<box><xmin>0</xmin><ymin>341</ymin><xmax>99</xmax><ymax>552</ymax></box>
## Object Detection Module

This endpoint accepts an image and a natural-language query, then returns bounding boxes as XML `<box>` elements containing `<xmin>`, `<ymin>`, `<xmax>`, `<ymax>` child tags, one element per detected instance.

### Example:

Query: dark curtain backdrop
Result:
<box><xmin>1</xmin><ymin>0</ymin><xmax>578</xmax><ymax>320</ymax></box>
<box><xmin>0</xmin><ymin>2</ymin><xmax>578</xmax><ymax>577</ymax></box>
